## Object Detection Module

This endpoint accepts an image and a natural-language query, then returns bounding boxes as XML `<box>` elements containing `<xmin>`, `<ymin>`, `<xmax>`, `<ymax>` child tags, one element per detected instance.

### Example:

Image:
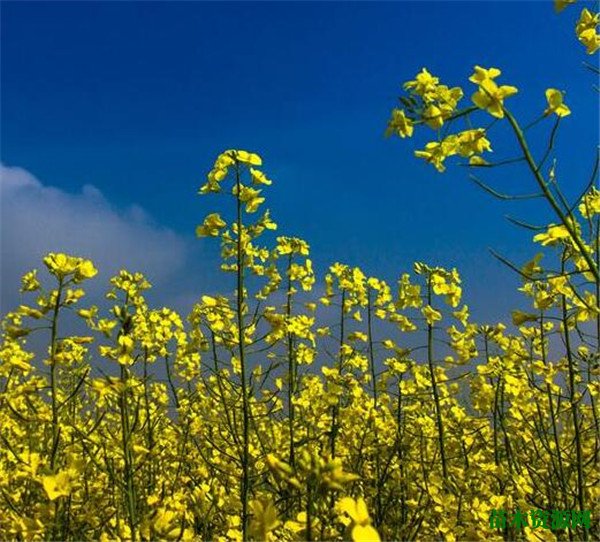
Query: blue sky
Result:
<box><xmin>1</xmin><ymin>0</ymin><xmax>598</xmax><ymax>323</ymax></box>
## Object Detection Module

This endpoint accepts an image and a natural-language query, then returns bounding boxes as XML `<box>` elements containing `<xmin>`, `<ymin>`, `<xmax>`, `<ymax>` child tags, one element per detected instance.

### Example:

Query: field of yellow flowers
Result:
<box><xmin>1</xmin><ymin>2</ymin><xmax>599</xmax><ymax>542</ymax></box>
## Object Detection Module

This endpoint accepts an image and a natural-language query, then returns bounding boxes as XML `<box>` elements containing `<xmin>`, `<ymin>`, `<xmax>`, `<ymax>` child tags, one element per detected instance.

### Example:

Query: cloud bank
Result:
<box><xmin>0</xmin><ymin>164</ymin><xmax>188</xmax><ymax>313</ymax></box>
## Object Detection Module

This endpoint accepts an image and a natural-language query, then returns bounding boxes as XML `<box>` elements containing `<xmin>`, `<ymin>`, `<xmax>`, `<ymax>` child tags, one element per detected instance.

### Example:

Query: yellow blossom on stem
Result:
<box><xmin>533</xmin><ymin>224</ymin><xmax>571</xmax><ymax>246</ymax></box>
<box><xmin>42</xmin><ymin>471</ymin><xmax>73</xmax><ymax>500</ymax></box>
<box><xmin>249</xmin><ymin>498</ymin><xmax>281</xmax><ymax>541</ymax></box>
<box><xmin>579</xmin><ymin>187</ymin><xmax>600</xmax><ymax>218</ymax></box>
<box><xmin>43</xmin><ymin>253</ymin><xmax>97</xmax><ymax>282</ymax></box>
<box><xmin>414</xmin><ymin>137</ymin><xmax>457</xmax><ymax>172</ymax></box>
<box><xmin>576</xmin><ymin>8</ymin><xmax>600</xmax><ymax>54</ymax></box>
<box><xmin>20</xmin><ymin>270</ymin><xmax>41</xmax><ymax>292</ymax></box>
<box><xmin>385</xmin><ymin>108</ymin><xmax>414</xmax><ymax>138</ymax></box>
<box><xmin>543</xmin><ymin>88</ymin><xmax>571</xmax><ymax>117</ymax></box>
<box><xmin>337</xmin><ymin>497</ymin><xmax>381</xmax><ymax>542</ymax></box>
<box><xmin>196</xmin><ymin>213</ymin><xmax>227</xmax><ymax>237</ymax></box>
<box><xmin>403</xmin><ymin>67</ymin><xmax>440</xmax><ymax>97</ymax></box>
<box><xmin>226</xmin><ymin>149</ymin><xmax>262</xmax><ymax>166</ymax></box>
<box><xmin>470</xmin><ymin>66</ymin><xmax>518</xmax><ymax>118</ymax></box>
<box><xmin>468</xmin><ymin>65</ymin><xmax>502</xmax><ymax>85</ymax></box>
<box><xmin>422</xmin><ymin>305</ymin><xmax>442</xmax><ymax>325</ymax></box>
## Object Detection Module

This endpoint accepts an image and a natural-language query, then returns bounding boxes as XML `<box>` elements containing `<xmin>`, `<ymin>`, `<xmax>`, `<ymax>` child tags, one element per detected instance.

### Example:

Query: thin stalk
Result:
<box><xmin>330</xmin><ymin>289</ymin><xmax>346</xmax><ymax>459</ymax></box>
<box><xmin>119</xmin><ymin>365</ymin><xmax>137</xmax><ymax>541</ymax></box>
<box><xmin>47</xmin><ymin>278</ymin><xmax>67</xmax><ymax>540</ymax></box>
<box><xmin>49</xmin><ymin>277</ymin><xmax>64</xmax><ymax>470</ymax></box>
<box><xmin>143</xmin><ymin>353</ymin><xmax>155</xmax><ymax>498</ymax></box>
<box><xmin>427</xmin><ymin>277</ymin><xmax>448</xmax><ymax>480</ymax></box>
<box><xmin>367</xmin><ymin>290</ymin><xmax>378</xmax><ymax>406</ymax></box>
<box><xmin>286</xmin><ymin>253</ymin><xmax>296</xmax><ymax>470</ymax></box>
<box><xmin>485</xmin><ymin>336</ymin><xmax>500</xmax><ymax>468</ymax></box>
<box><xmin>235</xmin><ymin>163</ymin><xmax>251</xmax><ymax>540</ymax></box>
<box><xmin>367</xmin><ymin>290</ymin><xmax>382</xmax><ymax>526</ymax></box>
<box><xmin>560</xmin><ymin>294</ymin><xmax>588</xmax><ymax>541</ymax></box>
<box><xmin>504</xmin><ymin>109</ymin><xmax>599</xmax><ymax>283</ymax></box>
<box><xmin>306</xmin><ymin>470</ymin><xmax>313</xmax><ymax>541</ymax></box>
<box><xmin>539</xmin><ymin>315</ymin><xmax>570</xmax><ymax>517</ymax></box>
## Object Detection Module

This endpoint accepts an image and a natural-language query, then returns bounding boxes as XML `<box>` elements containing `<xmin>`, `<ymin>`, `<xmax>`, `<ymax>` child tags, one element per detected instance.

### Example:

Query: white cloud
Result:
<box><xmin>0</xmin><ymin>163</ymin><xmax>189</xmax><ymax>313</ymax></box>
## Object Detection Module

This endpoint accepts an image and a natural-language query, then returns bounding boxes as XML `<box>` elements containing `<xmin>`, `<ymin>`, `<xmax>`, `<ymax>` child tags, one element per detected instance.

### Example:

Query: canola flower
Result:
<box><xmin>2</xmin><ymin>4</ymin><xmax>600</xmax><ymax>542</ymax></box>
<box><xmin>543</xmin><ymin>88</ymin><xmax>571</xmax><ymax>118</ymax></box>
<box><xmin>576</xmin><ymin>8</ymin><xmax>600</xmax><ymax>54</ymax></box>
<box><xmin>2</xmin><ymin>168</ymin><xmax>598</xmax><ymax>539</ymax></box>
<box><xmin>469</xmin><ymin>66</ymin><xmax>518</xmax><ymax>119</ymax></box>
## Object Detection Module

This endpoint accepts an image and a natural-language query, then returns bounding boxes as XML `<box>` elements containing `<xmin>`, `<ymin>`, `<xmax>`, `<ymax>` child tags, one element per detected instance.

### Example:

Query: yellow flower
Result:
<box><xmin>250</xmin><ymin>167</ymin><xmax>272</xmax><ymax>185</ymax></box>
<box><xmin>42</xmin><ymin>471</ymin><xmax>72</xmax><ymax>500</ymax></box>
<box><xmin>576</xmin><ymin>8</ymin><xmax>600</xmax><ymax>54</ymax></box>
<box><xmin>422</xmin><ymin>305</ymin><xmax>442</xmax><ymax>325</ymax></box>
<box><xmin>414</xmin><ymin>137</ymin><xmax>458</xmax><ymax>172</ymax></box>
<box><xmin>573</xmin><ymin>291</ymin><xmax>599</xmax><ymax>322</ymax></box>
<box><xmin>337</xmin><ymin>497</ymin><xmax>381</xmax><ymax>542</ymax></box>
<box><xmin>404</xmin><ymin>68</ymin><xmax>439</xmax><ymax>97</ymax></box>
<box><xmin>456</xmin><ymin>129</ymin><xmax>492</xmax><ymax>157</ymax></box>
<box><xmin>152</xmin><ymin>508</ymin><xmax>181</xmax><ymax>539</ymax></box>
<box><xmin>249</xmin><ymin>498</ymin><xmax>281</xmax><ymax>541</ymax></box>
<box><xmin>116</xmin><ymin>334</ymin><xmax>135</xmax><ymax>365</ymax></box>
<box><xmin>18</xmin><ymin>305</ymin><xmax>44</xmax><ymax>319</ymax></box>
<box><xmin>43</xmin><ymin>253</ymin><xmax>96</xmax><ymax>282</ymax></box>
<box><xmin>225</xmin><ymin>149</ymin><xmax>262</xmax><ymax>166</ymax></box>
<box><xmin>75</xmin><ymin>259</ymin><xmax>98</xmax><ymax>281</ymax></box>
<box><xmin>423</xmin><ymin>104</ymin><xmax>444</xmax><ymax>130</ymax></box>
<box><xmin>579</xmin><ymin>187</ymin><xmax>600</xmax><ymax>218</ymax></box>
<box><xmin>468</xmin><ymin>65</ymin><xmax>502</xmax><ymax>85</ymax></box>
<box><xmin>196</xmin><ymin>213</ymin><xmax>227</xmax><ymax>237</ymax></box>
<box><xmin>469</xmin><ymin>155</ymin><xmax>489</xmax><ymax>166</ymax></box>
<box><xmin>201</xmin><ymin>295</ymin><xmax>218</xmax><ymax>307</ymax></box>
<box><xmin>453</xmin><ymin>305</ymin><xmax>469</xmax><ymax>326</ymax></box>
<box><xmin>435</xmin><ymin>84</ymin><xmax>464</xmax><ymax>114</ymax></box>
<box><xmin>521</xmin><ymin>253</ymin><xmax>544</xmax><ymax>277</ymax></box>
<box><xmin>43</xmin><ymin>253</ymin><xmax>79</xmax><ymax>277</ymax></box>
<box><xmin>385</xmin><ymin>108</ymin><xmax>414</xmax><ymax>138</ymax></box>
<box><xmin>554</xmin><ymin>0</ymin><xmax>576</xmax><ymax>13</ymax></box>
<box><xmin>543</xmin><ymin>88</ymin><xmax>571</xmax><ymax>117</ymax></box>
<box><xmin>214</xmin><ymin>152</ymin><xmax>236</xmax><ymax>169</ymax></box>
<box><xmin>511</xmin><ymin>310</ymin><xmax>538</xmax><ymax>326</ymax></box>
<box><xmin>20</xmin><ymin>270</ymin><xmax>41</xmax><ymax>292</ymax></box>
<box><xmin>234</xmin><ymin>185</ymin><xmax>265</xmax><ymax>213</ymax></box>
<box><xmin>472</xmin><ymin>78</ymin><xmax>518</xmax><ymax>118</ymax></box>
<box><xmin>533</xmin><ymin>224</ymin><xmax>571</xmax><ymax>246</ymax></box>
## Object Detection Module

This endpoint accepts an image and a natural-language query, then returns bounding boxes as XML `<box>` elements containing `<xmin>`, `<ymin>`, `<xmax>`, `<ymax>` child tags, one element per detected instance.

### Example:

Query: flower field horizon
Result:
<box><xmin>1</xmin><ymin>1</ymin><xmax>599</xmax><ymax>541</ymax></box>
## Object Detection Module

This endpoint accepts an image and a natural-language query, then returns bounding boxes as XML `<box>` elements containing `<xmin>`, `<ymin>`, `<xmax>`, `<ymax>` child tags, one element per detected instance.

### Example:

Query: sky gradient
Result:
<box><xmin>2</xmin><ymin>0</ymin><xmax>599</xmax><ymax>323</ymax></box>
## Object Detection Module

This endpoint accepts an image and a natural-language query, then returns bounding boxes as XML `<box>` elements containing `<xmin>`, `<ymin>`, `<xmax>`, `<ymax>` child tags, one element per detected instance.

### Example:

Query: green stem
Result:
<box><xmin>539</xmin><ymin>315</ymin><xmax>569</xmax><ymax>516</ymax></box>
<box><xmin>504</xmin><ymin>109</ymin><xmax>599</xmax><ymax>283</ymax></box>
<box><xmin>367</xmin><ymin>290</ymin><xmax>382</xmax><ymax>526</ymax></box>
<box><xmin>427</xmin><ymin>277</ymin><xmax>448</xmax><ymax>480</ymax></box>
<box><xmin>119</xmin><ymin>364</ymin><xmax>137</xmax><ymax>542</ymax></box>
<box><xmin>143</xmin><ymin>353</ymin><xmax>155</xmax><ymax>499</ymax></box>
<box><xmin>49</xmin><ymin>277</ymin><xmax>64</xmax><ymax>471</ymax></box>
<box><xmin>560</xmin><ymin>294</ymin><xmax>588</xmax><ymax>541</ymax></box>
<box><xmin>235</xmin><ymin>163</ymin><xmax>250</xmax><ymax>540</ymax></box>
<box><xmin>286</xmin><ymin>253</ymin><xmax>296</xmax><ymax>470</ymax></box>
<box><xmin>330</xmin><ymin>289</ymin><xmax>346</xmax><ymax>459</ymax></box>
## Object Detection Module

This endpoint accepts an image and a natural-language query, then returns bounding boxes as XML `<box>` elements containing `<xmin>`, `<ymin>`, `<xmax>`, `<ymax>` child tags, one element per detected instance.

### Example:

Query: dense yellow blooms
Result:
<box><xmin>43</xmin><ymin>253</ymin><xmax>98</xmax><ymax>282</ymax></box>
<box><xmin>1</xmin><ymin>241</ymin><xmax>598</xmax><ymax>539</ymax></box>
<box><xmin>2</xmin><ymin>3</ymin><xmax>600</xmax><ymax>538</ymax></box>
<box><xmin>3</xmin><ymin>172</ymin><xmax>597</xmax><ymax>538</ymax></box>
